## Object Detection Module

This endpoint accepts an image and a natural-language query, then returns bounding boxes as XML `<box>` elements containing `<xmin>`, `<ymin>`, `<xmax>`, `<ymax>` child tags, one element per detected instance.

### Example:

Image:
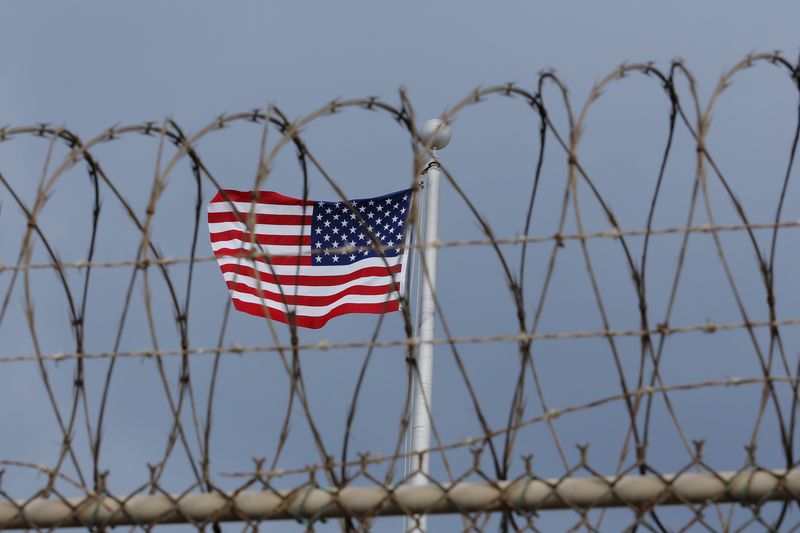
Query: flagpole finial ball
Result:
<box><xmin>420</xmin><ymin>119</ymin><xmax>451</xmax><ymax>150</ymax></box>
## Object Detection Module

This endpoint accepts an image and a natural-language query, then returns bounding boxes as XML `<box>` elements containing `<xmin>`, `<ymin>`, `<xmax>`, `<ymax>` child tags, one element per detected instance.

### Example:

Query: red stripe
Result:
<box><xmin>218</xmin><ymin>262</ymin><xmax>401</xmax><ymax>286</ymax></box>
<box><xmin>209</xmin><ymin>230</ymin><xmax>310</xmax><ymax>246</ymax></box>
<box><xmin>225</xmin><ymin>280</ymin><xmax>399</xmax><ymax>306</ymax></box>
<box><xmin>210</xmin><ymin>189</ymin><xmax>313</xmax><ymax>206</ymax></box>
<box><xmin>231</xmin><ymin>299</ymin><xmax>400</xmax><ymax>329</ymax></box>
<box><xmin>215</xmin><ymin>248</ymin><xmax>403</xmax><ymax>271</ymax></box>
<box><xmin>208</xmin><ymin>212</ymin><xmax>313</xmax><ymax>225</ymax></box>
<box><xmin>213</xmin><ymin>248</ymin><xmax>312</xmax><ymax>266</ymax></box>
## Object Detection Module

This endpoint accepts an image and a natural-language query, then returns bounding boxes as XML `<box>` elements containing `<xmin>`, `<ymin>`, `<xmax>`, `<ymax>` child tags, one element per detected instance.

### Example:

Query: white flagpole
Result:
<box><xmin>407</xmin><ymin>119</ymin><xmax>451</xmax><ymax>533</ymax></box>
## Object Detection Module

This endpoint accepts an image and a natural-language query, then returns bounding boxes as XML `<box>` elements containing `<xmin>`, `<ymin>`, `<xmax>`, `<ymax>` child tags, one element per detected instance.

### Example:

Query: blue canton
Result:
<box><xmin>311</xmin><ymin>189</ymin><xmax>411</xmax><ymax>266</ymax></box>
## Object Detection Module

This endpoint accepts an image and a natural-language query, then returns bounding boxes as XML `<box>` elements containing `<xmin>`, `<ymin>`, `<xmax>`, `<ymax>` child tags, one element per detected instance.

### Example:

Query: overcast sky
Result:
<box><xmin>2</xmin><ymin>2</ymin><xmax>800</xmax><ymax>531</ymax></box>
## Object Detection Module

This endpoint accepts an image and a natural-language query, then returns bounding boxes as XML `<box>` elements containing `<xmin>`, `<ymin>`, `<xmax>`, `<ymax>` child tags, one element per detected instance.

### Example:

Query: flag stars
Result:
<box><xmin>312</xmin><ymin>191</ymin><xmax>410</xmax><ymax>266</ymax></box>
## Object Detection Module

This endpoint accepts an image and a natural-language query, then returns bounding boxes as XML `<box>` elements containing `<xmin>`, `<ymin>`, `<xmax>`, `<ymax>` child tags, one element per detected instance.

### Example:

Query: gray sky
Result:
<box><xmin>1</xmin><ymin>1</ymin><xmax>800</xmax><ymax>531</ymax></box>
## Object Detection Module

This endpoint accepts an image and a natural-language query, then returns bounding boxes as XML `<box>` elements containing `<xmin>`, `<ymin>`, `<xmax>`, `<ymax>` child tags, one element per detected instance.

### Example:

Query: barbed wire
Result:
<box><xmin>1</xmin><ymin>51</ymin><xmax>799</xmax><ymax>531</ymax></box>
<box><xmin>1</xmin><ymin>219</ymin><xmax>799</xmax><ymax>273</ymax></box>
<box><xmin>214</xmin><ymin>374</ymin><xmax>800</xmax><ymax>480</ymax></box>
<box><xmin>0</xmin><ymin>317</ymin><xmax>798</xmax><ymax>365</ymax></box>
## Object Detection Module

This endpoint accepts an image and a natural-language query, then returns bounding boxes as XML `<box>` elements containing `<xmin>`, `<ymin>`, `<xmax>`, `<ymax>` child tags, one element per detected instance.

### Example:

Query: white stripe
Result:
<box><xmin>207</xmin><ymin>201</ymin><xmax>313</xmax><ymax>215</ymax></box>
<box><xmin>230</xmin><ymin>290</ymin><xmax>399</xmax><ymax>317</ymax></box>
<box><xmin>210</xmin><ymin>240</ymin><xmax>311</xmax><ymax>256</ymax></box>
<box><xmin>216</xmin><ymin>254</ymin><xmax>404</xmax><ymax>276</ymax></box>
<box><xmin>208</xmin><ymin>221</ymin><xmax>311</xmax><ymax>236</ymax></box>
<box><xmin>223</xmin><ymin>270</ymin><xmax>402</xmax><ymax>296</ymax></box>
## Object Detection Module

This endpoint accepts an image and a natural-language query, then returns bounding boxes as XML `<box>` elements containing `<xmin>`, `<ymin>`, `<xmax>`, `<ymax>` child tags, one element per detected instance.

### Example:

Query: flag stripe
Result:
<box><xmin>208</xmin><ymin>221</ymin><xmax>312</xmax><ymax>236</ymax></box>
<box><xmin>216</xmin><ymin>256</ymin><xmax>402</xmax><ymax>277</ymax></box>
<box><xmin>222</xmin><ymin>267</ymin><xmax>402</xmax><ymax>294</ymax></box>
<box><xmin>230</xmin><ymin>290</ymin><xmax>399</xmax><ymax>317</ymax></box>
<box><xmin>210</xmin><ymin>190</ymin><xmax>314</xmax><ymax>205</ymax></box>
<box><xmin>210</xmin><ymin>240</ymin><xmax>310</xmax><ymax>255</ymax></box>
<box><xmin>213</xmin><ymin>249</ymin><xmax>313</xmax><ymax>266</ymax></box>
<box><xmin>231</xmin><ymin>299</ymin><xmax>400</xmax><ymax>329</ymax></box>
<box><xmin>207</xmin><ymin>212</ymin><xmax>313</xmax><ymax>226</ymax></box>
<box><xmin>207</xmin><ymin>201</ymin><xmax>314</xmax><ymax>216</ymax></box>
<box><xmin>209</xmin><ymin>230</ymin><xmax>311</xmax><ymax>246</ymax></box>
<box><xmin>225</xmin><ymin>279</ymin><xmax>399</xmax><ymax>306</ymax></box>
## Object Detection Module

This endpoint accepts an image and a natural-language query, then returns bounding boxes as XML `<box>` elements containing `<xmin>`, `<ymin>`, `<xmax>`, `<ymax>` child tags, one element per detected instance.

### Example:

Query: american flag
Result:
<box><xmin>208</xmin><ymin>188</ymin><xmax>412</xmax><ymax>329</ymax></box>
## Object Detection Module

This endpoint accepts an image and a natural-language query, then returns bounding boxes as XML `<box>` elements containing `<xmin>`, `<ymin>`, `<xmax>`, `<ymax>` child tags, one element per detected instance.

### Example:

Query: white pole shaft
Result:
<box><xmin>408</xmin><ymin>158</ymin><xmax>441</xmax><ymax>531</ymax></box>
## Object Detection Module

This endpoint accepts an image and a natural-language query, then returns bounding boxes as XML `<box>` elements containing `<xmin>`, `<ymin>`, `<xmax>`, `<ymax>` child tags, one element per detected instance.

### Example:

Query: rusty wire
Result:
<box><xmin>1</xmin><ymin>51</ymin><xmax>800</xmax><ymax>531</ymax></box>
